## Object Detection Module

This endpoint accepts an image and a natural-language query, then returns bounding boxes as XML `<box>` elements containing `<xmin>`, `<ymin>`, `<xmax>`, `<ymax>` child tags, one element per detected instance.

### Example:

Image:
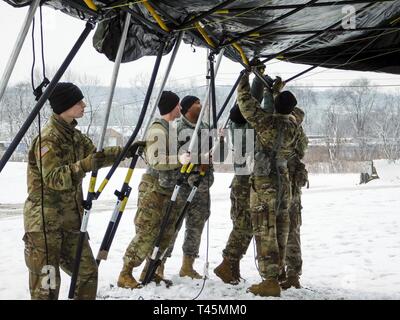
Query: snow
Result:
<box><xmin>0</xmin><ymin>160</ymin><xmax>399</xmax><ymax>300</ymax></box>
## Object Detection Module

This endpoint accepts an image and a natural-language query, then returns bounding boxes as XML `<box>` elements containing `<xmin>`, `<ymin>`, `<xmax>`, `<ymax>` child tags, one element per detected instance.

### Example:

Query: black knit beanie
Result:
<box><xmin>229</xmin><ymin>103</ymin><xmax>247</xmax><ymax>125</ymax></box>
<box><xmin>158</xmin><ymin>91</ymin><xmax>180</xmax><ymax>115</ymax></box>
<box><xmin>274</xmin><ymin>91</ymin><xmax>297</xmax><ymax>115</ymax></box>
<box><xmin>180</xmin><ymin>95</ymin><xmax>199</xmax><ymax>115</ymax></box>
<box><xmin>48</xmin><ymin>82</ymin><xmax>84</xmax><ymax>115</ymax></box>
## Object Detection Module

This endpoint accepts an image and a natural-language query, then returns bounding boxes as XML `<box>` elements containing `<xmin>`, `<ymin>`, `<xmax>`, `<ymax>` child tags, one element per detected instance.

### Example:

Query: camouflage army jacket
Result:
<box><xmin>145</xmin><ymin>118</ymin><xmax>181</xmax><ymax>191</ymax></box>
<box><xmin>24</xmin><ymin>114</ymin><xmax>98</xmax><ymax>232</ymax></box>
<box><xmin>237</xmin><ymin>73</ymin><xmax>297</xmax><ymax>177</ymax></box>
<box><xmin>229</xmin><ymin>75</ymin><xmax>267</xmax><ymax>175</ymax></box>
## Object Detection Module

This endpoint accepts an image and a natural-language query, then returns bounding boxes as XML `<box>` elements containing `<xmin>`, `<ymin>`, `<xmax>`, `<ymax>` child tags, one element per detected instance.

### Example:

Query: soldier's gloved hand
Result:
<box><xmin>272</xmin><ymin>76</ymin><xmax>286</xmax><ymax>94</ymax></box>
<box><xmin>238</xmin><ymin>70</ymin><xmax>250</xmax><ymax>92</ymax></box>
<box><xmin>249</xmin><ymin>57</ymin><xmax>266</xmax><ymax>74</ymax></box>
<box><xmin>123</xmin><ymin>141</ymin><xmax>146</xmax><ymax>160</ymax></box>
<box><xmin>92</xmin><ymin>151</ymin><xmax>106</xmax><ymax>171</ymax></box>
<box><xmin>101</xmin><ymin>146</ymin><xmax>122</xmax><ymax>163</ymax></box>
<box><xmin>80</xmin><ymin>151</ymin><xmax>106</xmax><ymax>172</ymax></box>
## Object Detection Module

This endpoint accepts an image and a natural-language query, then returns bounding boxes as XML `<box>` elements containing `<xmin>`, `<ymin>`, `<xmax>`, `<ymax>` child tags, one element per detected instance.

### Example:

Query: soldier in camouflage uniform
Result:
<box><xmin>237</xmin><ymin>71</ymin><xmax>298</xmax><ymax>297</ymax></box>
<box><xmin>23</xmin><ymin>82</ymin><xmax>129</xmax><ymax>300</ymax></box>
<box><xmin>281</xmin><ymin>107</ymin><xmax>309</xmax><ymax>289</ymax></box>
<box><xmin>163</xmin><ymin>95</ymin><xmax>214</xmax><ymax>279</ymax></box>
<box><xmin>118</xmin><ymin>91</ymin><xmax>186</xmax><ymax>289</ymax></box>
<box><xmin>214</xmin><ymin>73</ymin><xmax>266</xmax><ymax>285</ymax></box>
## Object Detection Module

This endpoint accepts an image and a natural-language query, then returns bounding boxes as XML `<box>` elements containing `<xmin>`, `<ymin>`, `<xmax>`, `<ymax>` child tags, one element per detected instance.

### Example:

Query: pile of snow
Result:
<box><xmin>373</xmin><ymin>159</ymin><xmax>400</xmax><ymax>185</ymax></box>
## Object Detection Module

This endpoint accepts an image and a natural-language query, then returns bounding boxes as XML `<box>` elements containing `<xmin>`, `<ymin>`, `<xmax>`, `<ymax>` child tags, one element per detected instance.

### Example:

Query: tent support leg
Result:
<box><xmin>0</xmin><ymin>0</ymin><xmax>41</xmax><ymax>104</ymax></box>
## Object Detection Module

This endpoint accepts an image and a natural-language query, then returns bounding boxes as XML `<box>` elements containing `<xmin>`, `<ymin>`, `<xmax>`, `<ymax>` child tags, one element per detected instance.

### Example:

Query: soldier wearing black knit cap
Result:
<box><xmin>23</xmin><ymin>82</ymin><xmax>135</xmax><ymax>300</ymax></box>
<box><xmin>155</xmin><ymin>94</ymin><xmax>215</xmax><ymax>280</ymax></box>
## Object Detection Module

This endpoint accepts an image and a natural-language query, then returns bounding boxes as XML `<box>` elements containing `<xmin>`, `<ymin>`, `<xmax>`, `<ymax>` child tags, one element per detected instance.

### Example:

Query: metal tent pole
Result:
<box><xmin>67</xmin><ymin>13</ymin><xmax>131</xmax><ymax>299</ymax></box>
<box><xmin>0</xmin><ymin>19</ymin><xmax>96</xmax><ymax>173</ymax></box>
<box><xmin>188</xmin><ymin>49</ymin><xmax>224</xmax><ymax>154</ymax></box>
<box><xmin>95</xmin><ymin>32</ymin><xmax>184</xmax><ymax>266</ymax></box>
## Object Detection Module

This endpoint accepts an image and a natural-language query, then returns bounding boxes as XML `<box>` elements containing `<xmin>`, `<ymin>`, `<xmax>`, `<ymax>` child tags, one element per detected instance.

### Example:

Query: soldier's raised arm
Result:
<box><xmin>237</xmin><ymin>72</ymin><xmax>273</xmax><ymax>137</ymax></box>
<box><xmin>250</xmin><ymin>72</ymin><xmax>265</xmax><ymax>104</ymax></box>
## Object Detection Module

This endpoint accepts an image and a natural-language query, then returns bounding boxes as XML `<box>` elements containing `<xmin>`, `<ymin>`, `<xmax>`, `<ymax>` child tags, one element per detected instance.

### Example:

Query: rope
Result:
<box><xmin>30</xmin><ymin>16</ymin><xmax>36</xmax><ymax>91</ymax></box>
<box><xmin>39</xmin><ymin>5</ymin><xmax>46</xmax><ymax>79</ymax></box>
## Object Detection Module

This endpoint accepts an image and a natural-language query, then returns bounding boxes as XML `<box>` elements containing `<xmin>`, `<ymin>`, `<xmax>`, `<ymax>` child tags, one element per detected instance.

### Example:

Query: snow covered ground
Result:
<box><xmin>0</xmin><ymin>160</ymin><xmax>399</xmax><ymax>300</ymax></box>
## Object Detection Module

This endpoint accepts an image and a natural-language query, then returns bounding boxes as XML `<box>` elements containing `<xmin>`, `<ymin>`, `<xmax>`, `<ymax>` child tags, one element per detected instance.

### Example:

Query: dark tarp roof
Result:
<box><xmin>4</xmin><ymin>0</ymin><xmax>400</xmax><ymax>74</ymax></box>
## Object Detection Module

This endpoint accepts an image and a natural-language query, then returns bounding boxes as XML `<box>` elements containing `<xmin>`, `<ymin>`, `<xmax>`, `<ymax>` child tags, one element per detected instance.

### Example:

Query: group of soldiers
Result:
<box><xmin>22</xmin><ymin>66</ymin><xmax>308</xmax><ymax>299</ymax></box>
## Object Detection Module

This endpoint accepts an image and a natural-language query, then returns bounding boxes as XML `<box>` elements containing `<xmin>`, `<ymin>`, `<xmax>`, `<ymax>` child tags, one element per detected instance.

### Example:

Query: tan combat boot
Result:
<box><xmin>179</xmin><ymin>255</ymin><xmax>202</xmax><ymax>279</ymax></box>
<box><xmin>117</xmin><ymin>261</ymin><xmax>141</xmax><ymax>289</ymax></box>
<box><xmin>247</xmin><ymin>279</ymin><xmax>281</xmax><ymax>297</ymax></box>
<box><xmin>280</xmin><ymin>275</ymin><xmax>301</xmax><ymax>290</ymax></box>
<box><xmin>213</xmin><ymin>257</ymin><xmax>240</xmax><ymax>285</ymax></box>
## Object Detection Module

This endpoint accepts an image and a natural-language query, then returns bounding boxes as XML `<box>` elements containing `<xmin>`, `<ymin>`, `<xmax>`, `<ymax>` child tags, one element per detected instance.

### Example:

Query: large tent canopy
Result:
<box><xmin>4</xmin><ymin>0</ymin><xmax>400</xmax><ymax>74</ymax></box>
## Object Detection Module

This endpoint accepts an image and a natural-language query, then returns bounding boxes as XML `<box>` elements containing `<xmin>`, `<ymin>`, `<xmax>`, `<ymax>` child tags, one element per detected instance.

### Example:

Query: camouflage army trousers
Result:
<box><xmin>250</xmin><ymin>175</ymin><xmax>290</xmax><ymax>280</ymax></box>
<box><xmin>122</xmin><ymin>174</ymin><xmax>180</xmax><ymax>268</ymax></box>
<box><xmin>23</xmin><ymin>231</ymin><xmax>98</xmax><ymax>300</ymax></box>
<box><xmin>166</xmin><ymin>182</ymin><xmax>211</xmax><ymax>258</ymax></box>
<box><xmin>285</xmin><ymin>189</ymin><xmax>303</xmax><ymax>277</ymax></box>
<box><xmin>222</xmin><ymin>175</ymin><xmax>253</xmax><ymax>261</ymax></box>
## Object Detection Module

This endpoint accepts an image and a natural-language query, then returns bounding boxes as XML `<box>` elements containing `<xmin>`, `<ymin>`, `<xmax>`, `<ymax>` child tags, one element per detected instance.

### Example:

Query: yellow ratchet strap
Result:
<box><xmin>83</xmin><ymin>0</ymin><xmax>98</xmax><ymax>11</ymax></box>
<box><xmin>143</xmin><ymin>1</ymin><xmax>170</xmax><ymax>32</ymax></box>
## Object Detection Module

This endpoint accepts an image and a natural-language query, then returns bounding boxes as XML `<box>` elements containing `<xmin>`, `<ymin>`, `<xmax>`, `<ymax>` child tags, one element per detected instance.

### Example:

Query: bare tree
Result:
<box><xmin>75</xmin><ymin>73</ymin><xmax>101</xmax><ymax>136</ymax></box>
<box><xmin>373</xmin><ymin>93</ymin><xmax>400</xmax><ymax>161</ymax></box>
<box><xmin>323</xmin><ymin>103</ymin><xmax>346</xmax><ymax>172</ymax></box>
<box><xmin>333</xmin><ymin>78</ymin><xmax>377</xmax><ymax>161</ymax></box>
<box><xmin>287</xmin><ymin>84</ymin><xmax>318</xmax><ymax>134</ymax></box>
<box><xmin>0</xmin><ymin>81</ymin><xmax>52</xmax><ymax>159</ymax></box>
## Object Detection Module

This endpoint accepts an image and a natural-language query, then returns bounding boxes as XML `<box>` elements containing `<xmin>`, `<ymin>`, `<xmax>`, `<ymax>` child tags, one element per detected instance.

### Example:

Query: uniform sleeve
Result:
<box><xmin>103</xmin><ymin>146</ymin><xmax>123</xmax><ymax>167</ymax></box>
<box><xmin>79</xmin><ymin>132</ymin><xmax>121</xmax><ymax>167</ymax></box>
<box><xmin>237</xmin><ymin>73</ymin><xmax>275</xmax><ymax>149</ymax></box>
<box><xmin>262</xmin><ymin>88</ymin><xmax>275</xmax><ymax>113</ymax></box>
<box><xmin>35</xmin><ymin>137</ymin><xmax>86</xmax><ymax>191</ymax></box>
<box><xmin>145</xmin><ymin>123</ymin><xmax>181</xmax><ymax>171</ymax></box>
<box><xmin>80</xmin><ymin>134</ymin><xmax>96</xmax><ymax>157</ymax></box>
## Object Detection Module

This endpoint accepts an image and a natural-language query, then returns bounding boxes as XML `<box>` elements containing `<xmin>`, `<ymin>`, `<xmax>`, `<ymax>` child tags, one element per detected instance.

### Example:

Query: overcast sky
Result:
<box><xmin>1</xmin><ymin>3</ymin><xmax>400</xmax><ymax>92</ymax></box>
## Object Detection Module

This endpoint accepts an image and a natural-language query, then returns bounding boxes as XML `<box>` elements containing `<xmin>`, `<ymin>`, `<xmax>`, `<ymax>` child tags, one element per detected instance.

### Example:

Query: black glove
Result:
<box><xmin>249</xmin><ymin>57</ymin><xmax>266</xmax><ymax>74</ymax></box>
<box><xmin>272</xmin><ymin>76</ymin><xmax>286</xmax><ymax>94</ymax></box>
<box><xmin>124</xmin><ymin>141</ymin><xmax>146</xmax><ymax>159</ymax></box>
